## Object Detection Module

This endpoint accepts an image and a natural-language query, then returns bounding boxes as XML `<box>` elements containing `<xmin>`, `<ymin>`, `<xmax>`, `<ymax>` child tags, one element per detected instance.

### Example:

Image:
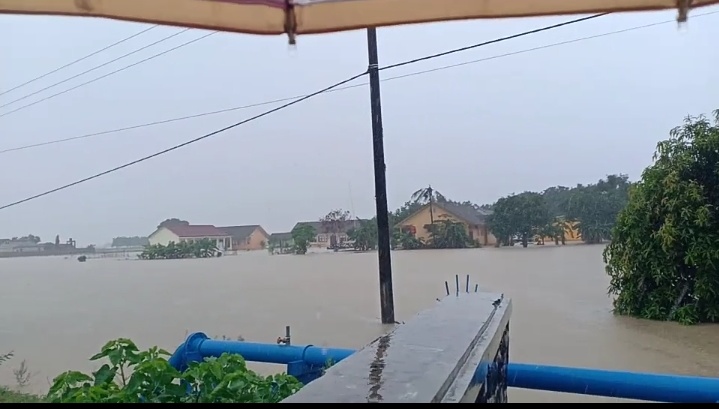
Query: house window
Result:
<box><xmin>401</xmin><ymin>225</ymin><xmax>417</xmax><ymax>235</ymax></box>
<box><xmin>317</xmin><ymin>234</ymin><xmax>327</xmax><ymax>242</ymax></box>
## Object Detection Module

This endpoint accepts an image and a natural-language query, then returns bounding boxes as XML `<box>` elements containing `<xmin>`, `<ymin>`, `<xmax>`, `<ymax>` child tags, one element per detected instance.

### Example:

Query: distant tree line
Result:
<box><xmin>2</xmin><ymin>235</ymin><xmax>42</xmax><ymax>244</ymax></box>
<box><xmin>487</xmin><ymin>174</ymin><xmax>632</xmax><ymax>247</ymax></box>
<box><xmin>284</xmin><ymin>175</ymin><xmax>632</xmax><ymax>255</ymax></box>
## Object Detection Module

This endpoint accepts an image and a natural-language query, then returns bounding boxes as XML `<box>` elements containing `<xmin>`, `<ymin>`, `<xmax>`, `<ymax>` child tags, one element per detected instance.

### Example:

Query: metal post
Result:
<box><xmin>366</xmin><ymin>27</ymin><xmax>395</xmax><ymax>324</ymax></box>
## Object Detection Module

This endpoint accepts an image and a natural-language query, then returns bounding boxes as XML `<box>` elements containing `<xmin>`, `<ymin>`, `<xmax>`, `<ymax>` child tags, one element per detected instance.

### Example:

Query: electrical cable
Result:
<box><xmin>0</xmin><ymin>31</ymin><xmax>216</xmax><ymax>119</ymax></box>
<box><xmin>379</xmin><ymin>13</ymin><xmax>608</xmax><ymax>71</ymax></box>
<box><xmin>0</xmin><ymin>25</ymin><xmax>158</xmax><ymax>97</ymax></box>
<box><xmin>2</xmin><ymin>11</ymin><xmax>712</xmax><ymax>156</ymax></box>
<box><xmin>0</xmin><ymin>71</ymin><xmax>368</xmax><ymax>211</ymax></box>
<box><xmin>0</xmin><ymin>13</ymin><xmax>603</xmax><ymax>119</ymax></box>
<box><xmin>2</xmin><ymin>9</ymin><xmax>712</xmax><ymax>210</ymax></box>
<box><xmin>0</xmin><ymin>28</ymin><xmax>192</xmax><ymax>109</ymax></box>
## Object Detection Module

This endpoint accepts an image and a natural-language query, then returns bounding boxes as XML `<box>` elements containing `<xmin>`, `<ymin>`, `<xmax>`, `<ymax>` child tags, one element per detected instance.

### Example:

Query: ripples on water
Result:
<box><xmin>1</xmin><ymin>245</ymin><xmax>717</xmax><ymax>402</ymax></box>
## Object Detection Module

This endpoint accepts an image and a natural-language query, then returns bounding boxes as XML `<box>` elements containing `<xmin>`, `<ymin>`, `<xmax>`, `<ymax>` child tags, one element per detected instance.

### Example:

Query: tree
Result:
<box><xmin>554</xmin><ymin>216</ymin><xmax>574</xmax><ymax>245</ymax></box>
<box><xmin>320</xmin><ymin>209</ymin><xmax>351</xmax><ymax>248</ymax></box>
<box><xmin>563</xmin><ymin>175</ymin><xmax>631</xmax><ymax>243</ymax></box>
<box><xmin>411</xmin><ymin>185</ymin><xmax>443</xmax><ymax>224</ymax></box>
<box><xmin>347</xmin><ymin>218</ymin><xmax>378</xmax><ymax>251</ymax></box>
<box><xmin>487</xmin><ymin>192</ymin><xmax>550</xmax><ymax>247</ymax></box>
<box><xmin>604</xmin><ymin>110</ymin><xmax>719</xmax><ymax>325</ymax></box>
<box><xmin>389</xmin><ymin>200</ymin><xmax>424</xmax><ymax>227</ymax></box>
<box><xmin>16</xmin><ymin>235</ymin><xmax>41</xmax><ymax>244</ymax></box>
<box><xmin>428</xmin><ymin>217</ymin><xmax>473</xmax><ymax>249</ymax></box>
<box><xmin>291</xmin><ymin>224</ymin><xmax>316</xmax><ymax>255</ymax></box>
<box><xmin>542</xmin><ymin>186</ymin><xmax>572</xmax><ymax>217</ymax></box>
<box><xmin>157</xmin><ymin>218</ymin><xmax>189</xmax><ymax>230</ymax></box>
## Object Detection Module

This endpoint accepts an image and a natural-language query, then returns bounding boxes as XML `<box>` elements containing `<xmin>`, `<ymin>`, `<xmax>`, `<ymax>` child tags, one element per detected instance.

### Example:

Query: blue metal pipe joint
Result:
<box><xmin>169</xmin><ymin>332</ymin><xmax>719</xmax><ymax>403</ymax></box>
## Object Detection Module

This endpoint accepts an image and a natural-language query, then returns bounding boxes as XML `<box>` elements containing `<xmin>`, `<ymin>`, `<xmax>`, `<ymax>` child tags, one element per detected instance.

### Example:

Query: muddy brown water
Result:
<box><xmin>1</xmin><ymin>245</ymin><xmax>717</xmax><ymax>402</ymax></box>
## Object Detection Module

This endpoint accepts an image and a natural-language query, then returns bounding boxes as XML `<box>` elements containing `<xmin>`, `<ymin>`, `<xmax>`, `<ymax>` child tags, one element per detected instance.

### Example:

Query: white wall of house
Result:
<box><xmin>179</xmin><ymin>236</ymin><xmax>231</xmax><ymax>251</ymax></box>
<box><xmin>148</xmin><ymin>227</ymin><xmax>231</xmax><ymax>250</ymax></box>
<box><xmin>147</xmin><ymin>227</ymin><xmax>181</xmax><ymax>246</ymax></box>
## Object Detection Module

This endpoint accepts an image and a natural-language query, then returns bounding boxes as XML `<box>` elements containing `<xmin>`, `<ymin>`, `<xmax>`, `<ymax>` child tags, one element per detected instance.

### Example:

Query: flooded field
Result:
<box><xmin>1</xmin><ymin>245</ymin><xmax>717</xmax><ymax>402</ymax></box>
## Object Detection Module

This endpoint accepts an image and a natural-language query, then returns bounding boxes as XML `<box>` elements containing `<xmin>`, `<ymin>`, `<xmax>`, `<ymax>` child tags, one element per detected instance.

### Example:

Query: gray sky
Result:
<box><xmin>1</xmin><ymin>9</ymin><xmax>717</xmax><ymax>246</ymax></box>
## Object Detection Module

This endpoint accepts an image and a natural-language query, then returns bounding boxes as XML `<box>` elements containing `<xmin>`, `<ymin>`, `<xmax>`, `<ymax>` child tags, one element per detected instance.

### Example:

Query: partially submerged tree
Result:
<box><xmin>428</xmin><ymin>217</ymin><xmax>473</xmax><ymax>249</ymax></box>
<box><xmin>320</xmin><ymin>209</ymin><xmax>351</xmax><ymax>248</ymax></box>
<box><xmin>564</xmin><ymin>175</ymin><xmax>631</xmax><ymax>243</ymax></box>
<box><xmin>347</xmin><ymin>218</ymin><xmax>378</xmax><ymax>251</ymax></box>
<box><xmin>487</xmin><ymin>192</ymin><xmax>550</xmax><ymax>247</ymax></box>
<box><xmin>604</xmin><ymin>110</ymin><xmax>719</xmax><ymax>324</ymax></box>
<box><xmin>291</xmin><ymin>224</ymin><xmax>316</xmax><ymax>255</ymax></box>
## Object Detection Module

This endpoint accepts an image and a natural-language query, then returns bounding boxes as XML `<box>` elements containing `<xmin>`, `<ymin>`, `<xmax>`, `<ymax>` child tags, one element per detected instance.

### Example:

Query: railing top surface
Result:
<box><xmin>281</xmin><ymin>291</ymin><xmax>512</xmax><ymax>403</ymax></box>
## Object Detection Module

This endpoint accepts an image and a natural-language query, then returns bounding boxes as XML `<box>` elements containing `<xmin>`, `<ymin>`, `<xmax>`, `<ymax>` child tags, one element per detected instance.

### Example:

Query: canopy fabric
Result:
<box><xmin>1</xmin><ymin>0</ymin><xmax>716</xmax><ymax>39</ymax></box>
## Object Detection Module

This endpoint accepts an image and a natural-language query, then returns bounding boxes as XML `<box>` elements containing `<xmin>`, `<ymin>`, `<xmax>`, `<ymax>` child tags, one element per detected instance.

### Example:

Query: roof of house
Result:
<box><xmin>270</xmin><ymin>232</ymin><xmax>293</xmax><ymax>241</ymax></box>
<box><xmin>164</xmin><ymin>224</ymin><xmax>229</xmax><ymax>238</ymax></box>
<box><xmin>437</xmin><ymin>202</ymin><xmax>493</xmax><ymax>225</ymax></box>
<box><xmin>396</xmin><ymin>202</ymin><xmax>493</xmax><ymax>226</ymax></box>
<box><xmin>292</xmin><ymin>219</ymin><xmax>363</xmax><ymax>234</ymax></box>
<box><xmin>218</xmin><ymin>225</ymin><xmax>267</xmax><ymax>240</ymax></box>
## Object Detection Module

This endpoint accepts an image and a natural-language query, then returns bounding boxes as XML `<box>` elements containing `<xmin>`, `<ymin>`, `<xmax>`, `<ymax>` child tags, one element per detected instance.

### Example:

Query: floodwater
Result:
<box><xmin>1</xmin><ymin>245</ymin><xmax>718</xmax><ymax>402</ymax></box>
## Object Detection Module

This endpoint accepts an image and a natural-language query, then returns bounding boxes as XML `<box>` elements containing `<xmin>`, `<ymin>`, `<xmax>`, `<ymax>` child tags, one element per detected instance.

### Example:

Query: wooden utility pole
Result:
<box><xmin>366</xmin><ymin>27</ymin><xmax>395</xmax><ymax>324</ymax></box>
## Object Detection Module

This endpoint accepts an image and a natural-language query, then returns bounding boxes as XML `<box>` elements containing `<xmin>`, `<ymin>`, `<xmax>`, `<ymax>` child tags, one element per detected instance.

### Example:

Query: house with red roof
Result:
<box><xmin>148</xmin><ymin>223</ymin><xmax>232</xmax><ymax>251</ymax></box>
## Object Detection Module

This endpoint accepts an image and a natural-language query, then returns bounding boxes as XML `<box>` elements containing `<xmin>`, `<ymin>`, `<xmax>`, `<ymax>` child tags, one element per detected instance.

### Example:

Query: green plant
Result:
<box><xmin>427</xmin><ymin>217</ymin><xmax>473</xmax><ymax>249</ymax></box>
<box><xmin>290</xmin><ymin>224</ymin><xmax>316</xmax><ymax>255</ymax></box>
<box><xmin>347</xmin><ymin>218</ymin><xmax>378</xmax><ymax>251</ymax></box>
<box><xmin>13</xmin><ymin>359</ymin><xmax>32</xmax><ymax>388</ymax></box>
<box><xmin>0</xmin><ymin>386</ymin><xmax>45</xmax><ymax>403</ymax></box>
<box><xmin>0</xmin><ymin>352</ymin><xmax>44</xmax><ymax>403</ymax></box>
<box><xmin>47</xmin><ymin>338</ymin><xmax>302</xmax><ymax>403</ymax></box>
<box><xmin>321</xmin><ymin>358</ymin><xmax>336</xmax><ymax>376</ymax></box>
<box><xmin>604</xmin><ymin>110</ymin><xmax>719</xmax><ymax>325</ymax></box>
<box><xmin>139</xmin><ymin>239</ymin><xmax>220</xmax><ymax>260</ymax></box>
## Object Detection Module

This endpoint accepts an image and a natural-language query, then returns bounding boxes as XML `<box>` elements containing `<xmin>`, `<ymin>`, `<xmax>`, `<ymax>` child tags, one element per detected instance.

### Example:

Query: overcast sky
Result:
<box><xmin>0</xmin><ymin>8</ymin><xmax>717</xmax><ymax>246</ymax></box>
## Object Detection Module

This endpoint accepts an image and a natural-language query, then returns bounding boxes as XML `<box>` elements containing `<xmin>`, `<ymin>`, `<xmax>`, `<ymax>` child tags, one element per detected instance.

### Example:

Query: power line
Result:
<box><xmin>1</xmin><ymin>9</ymin><xmax>704</xmax><ymax>210</ymax></box>
<box><xmin>380</xmin><ymin>12</ymin><xmax>608</xmax><ymax>71</ymax></box>
<box><xmin>0</xmin><ymin>31</ymin><xmax>216</xmax><ymax>119</ymax></box>
<box><xmin>0</xmin><ymin>28</ymin><xmax>192</xmax><ymax>109</ymax></box>
<box><xmin>3</xmin><ymin>11</ymin><xmax>712</xmax><ymax>156</ymax></box>
<box><xmin>0</xmin><ymin>14</ymin><xmax>603</xmax><ymax>120</ymax></box>
<box><xmin>0</xmin><ymin>72</ymin><xmax>368</xmax><ymax>211</ymax></box>
<box><xmin>0</xmin><ymin>25</ymin><xmax>158</xmax><ymax>97</ymax></box>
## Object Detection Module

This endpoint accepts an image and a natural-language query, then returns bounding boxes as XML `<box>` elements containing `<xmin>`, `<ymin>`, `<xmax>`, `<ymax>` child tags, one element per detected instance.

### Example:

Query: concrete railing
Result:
<box><xmin>281</xmin><ymin>291</ymin><xmax>510</xmax><ymax>403</ymax></box>
<box><xmin>168</xmin><ymin>289</ymin><xmax>719</xmax><ymax>403</ymax></box>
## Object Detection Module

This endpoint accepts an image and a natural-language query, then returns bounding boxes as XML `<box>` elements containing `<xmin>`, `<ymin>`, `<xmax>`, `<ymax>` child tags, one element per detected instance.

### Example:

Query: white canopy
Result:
<box><xmin>1</xmin><ymin>0</ymin><xmax>715</xmax><ymax>40</ymax></box>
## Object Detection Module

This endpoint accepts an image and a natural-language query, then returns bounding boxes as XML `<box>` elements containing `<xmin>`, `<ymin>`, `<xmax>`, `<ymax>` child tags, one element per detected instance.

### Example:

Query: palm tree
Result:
<box><xmin>411</xmin><ymin>185</ymin><xmax>443</xmax><ymax>224</ymax></box>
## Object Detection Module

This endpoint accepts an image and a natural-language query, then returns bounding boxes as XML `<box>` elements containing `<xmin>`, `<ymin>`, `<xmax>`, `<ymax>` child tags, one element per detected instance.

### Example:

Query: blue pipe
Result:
<box><xmin>168</xmin><ymin>332</ymin><xmax>354</xmax><ymax>372</ymax></box>
<box><xmin>169</xmin><ymin>332</ymin><xmax>719</xmax><ymax>403</ymax></box>
<box><xmin>508</xmin><ymin>363</ymin><xmax>719</xmax><ymax>403</ymax></box>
